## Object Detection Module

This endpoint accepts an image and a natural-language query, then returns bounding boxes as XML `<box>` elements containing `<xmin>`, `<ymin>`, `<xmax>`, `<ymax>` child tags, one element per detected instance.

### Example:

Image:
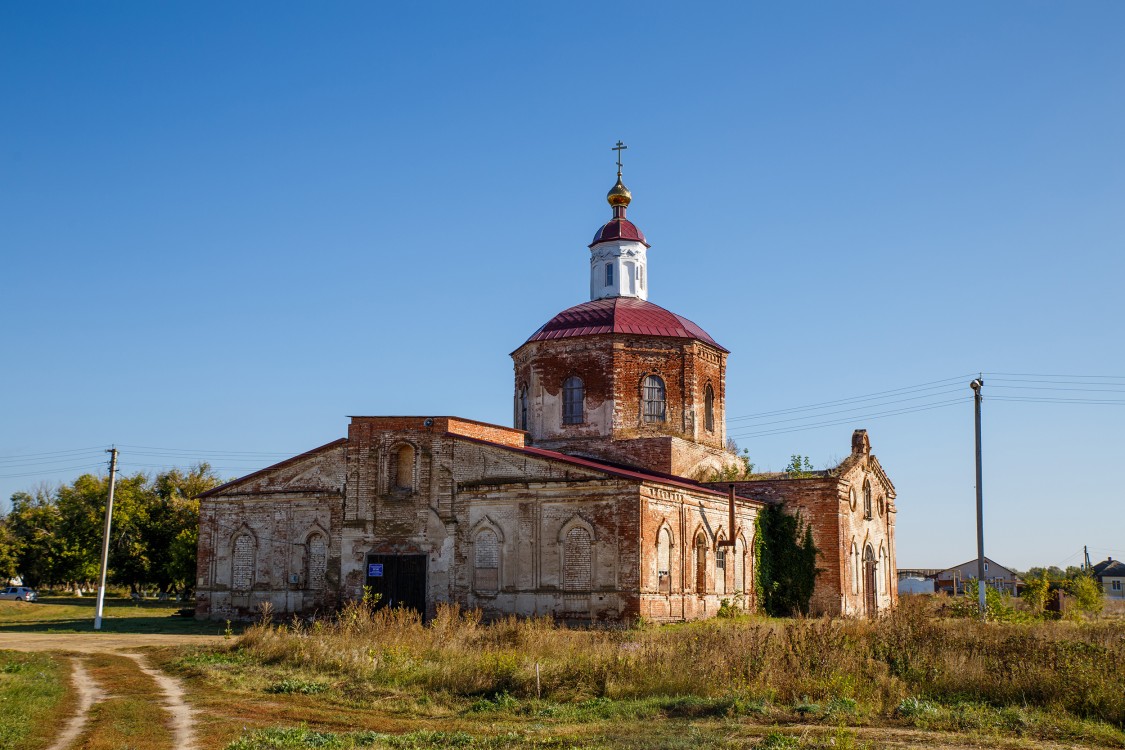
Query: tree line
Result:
<box><xmin>0</xmin><ymin>464</ymin><xmax>223</xmax><ymax>594</ymax></box>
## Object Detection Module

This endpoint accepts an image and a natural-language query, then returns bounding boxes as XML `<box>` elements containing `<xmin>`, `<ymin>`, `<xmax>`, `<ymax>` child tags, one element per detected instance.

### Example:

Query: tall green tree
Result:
<box><xmin>3</xmin><ymin>463</ymin><xmax>221</xmax><ymax>593</ymax></box>
<box><xmin>754</xmin><ymin>504</ymin><xmax>821</xmax><ymax>616</ymax></box>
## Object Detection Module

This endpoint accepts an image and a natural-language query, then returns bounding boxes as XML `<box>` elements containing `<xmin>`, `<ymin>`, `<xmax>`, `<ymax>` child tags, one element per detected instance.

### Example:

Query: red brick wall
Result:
<box><xmin>512</xmin><ymin>334</ymin><xmax>730</xmax><ymax>477</ymax></box>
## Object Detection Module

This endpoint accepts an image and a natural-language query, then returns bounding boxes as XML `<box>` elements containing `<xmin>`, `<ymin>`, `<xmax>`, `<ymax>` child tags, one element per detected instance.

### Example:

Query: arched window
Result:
<box><xmin>851</xmin><ymin>541</ymin><xmax>860</xmax><ymax>595</ymax></box>
<box><xmin>879</xmin><ymin>546</ymin><xmax>888</xmax><ymax>594</ymax></box>
<box><xmin>563</xmin><ymin>527</ymin><xmax>592</xmax><ymax>591</ymax></box>
<box><xmin>643</xmin><ymin>375</ymin><xmax>666</xmax><ymax>423</ymax></box>
<box><xmin>518</xmin><ymin>387</ymin><xmax>529</xmax><ymax>431</ymax></box>
<box><xmin>694</xmin><ymin>533</ymin><xmax>707</xmax><ymax>592</ymax></box>
<box><xmin>715</xmin><ymin>542</ymin><xmax>727</xmax><ymax>596</ymax></box>
<box><xmin>734</xmin><ymin>537</ymin><xmax>746</xmax><ymax>593</ymax></box>
<box><xmin>863</xmin><ymin>545</ymin><xmax>877</xmax><ymax>616</ymax></box>
<box><xmin>563</xmin><ymin>376</ymin><xmax>584</xmax><ymax>425</ymax></box>
<box><xmin>231</xmin><ymin>534</ymin><xmax>255</xmax><ymax>591</ymax></box>
<box><xmin>704</xmin><ymin>384</ymin><xmax>715</xmax><ymax>432</ymax></box>
<box><xmin>657</xmin><ymin>527</ymin><xmax>672</xmax><ymax>592</ymax></box>
<box><xmin>307</xmin><ymin>533</ymin><xmax>327</xmax><ymax>590</ymax></box>
<box><xmin>474</xmin><ymin>529</ymin><xmax>499</xmax><ymax>593</ymax></box>
<box><xmin>624</xmin><ymin>261</ymin><xmax>636</xmax><ymax>294</ymax></box>
<box><xmin>605</xmin><ymin>263</ymin><xmax>614</xmax><ymax>287</ymax></box>
<box><xmin>863</xmin><ymin>480</ymin><xmax>872</xmax><ymax>520</ymax></box>
<box><xmin>389</xmin><ymin>444</ymin><xmax>415</xmax><ymax>491</ymax></box>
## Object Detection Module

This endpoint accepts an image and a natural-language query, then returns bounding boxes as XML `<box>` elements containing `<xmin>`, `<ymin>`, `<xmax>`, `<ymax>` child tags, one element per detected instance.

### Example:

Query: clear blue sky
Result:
<box><xmin>2</xmin><ymin>3</ymin><xmax>1123</xmax><ymax>570</ymax></box>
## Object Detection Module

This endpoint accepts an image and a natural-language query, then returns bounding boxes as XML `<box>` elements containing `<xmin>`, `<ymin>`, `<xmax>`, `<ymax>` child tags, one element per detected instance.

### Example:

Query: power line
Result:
<box><xmin>115</xmin><ymin>444</ymin><xmax>298</xmax><ymax>457</ymax></box>
<box><xmin>0</xmin><ymin>453</ymin><xmax>109</xmax><ymax>468</ymax></box>
<box><xmin>0</xmin><ymin>463</ymin><xmax>107</xmax><ymax>480</ymax></box>
<box><xmin>989</xmin><ymin>384</ymin><xmax>1125</xmax><ymax>394</ymax></box>
<box><xmin>728</xmin><ymin>374</ymin><xmax>975</xmax><ymax>422</ymax></box>
<box><xmin>729</xmin><ymin>398</ymin><xmax>964</xmax><ymax>440</ymax></box>
<box><xmin>0</xmin><ymin>447</ymin><xmax>108</xmax><ymax>463</ymax></box>
<box><xmin>729</xmin><ymin>388</ymin><xmax>966</xmax><ymax>429</ymax></box>
<box><xmin>984</xmin><ymin>371</ymin><xmax>1125</xmax><ymax>380</ymax></box>
<box><xmin>988</xmin><ymin>396</ymin><xmax>1125</xmax><ymax>405</ymax></box>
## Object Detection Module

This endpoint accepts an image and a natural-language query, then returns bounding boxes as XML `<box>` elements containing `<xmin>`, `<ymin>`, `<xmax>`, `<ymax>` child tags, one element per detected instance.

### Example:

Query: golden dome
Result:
<box><xmin>607</xmin><ymin>176</ymin><xmax>632</xmax><ymax>207</ymax></box>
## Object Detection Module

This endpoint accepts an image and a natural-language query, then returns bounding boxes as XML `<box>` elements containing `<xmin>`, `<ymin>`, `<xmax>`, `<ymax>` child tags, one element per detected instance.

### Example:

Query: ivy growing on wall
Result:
<box><xmin>754</xmin><ymin>504</ymin><xmax>821</xmax><ymax>616</ymax></box>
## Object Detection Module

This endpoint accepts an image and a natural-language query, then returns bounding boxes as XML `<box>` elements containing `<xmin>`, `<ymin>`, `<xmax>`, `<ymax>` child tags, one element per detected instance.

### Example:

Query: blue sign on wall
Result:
<box><xmin>367</xmin><ymin>563</ymin><xmax>384</xmax><ymax>577</ymax></box>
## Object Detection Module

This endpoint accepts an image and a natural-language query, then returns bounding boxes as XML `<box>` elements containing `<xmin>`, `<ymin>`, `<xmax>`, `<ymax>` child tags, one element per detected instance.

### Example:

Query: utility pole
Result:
<box><xmin>94</xmin><ymin>447</ymin><xmax>118</xmax><ymax>631</ymax></box>
<box><xmin>1084</xmin><ymin>545</ymin><xmax>1092</xmax><ymax>572</ymax></box>
<box><xmin>970</xmin><ymin>378</ymin><xmax>986</xmax><ymax>620</ymax></box>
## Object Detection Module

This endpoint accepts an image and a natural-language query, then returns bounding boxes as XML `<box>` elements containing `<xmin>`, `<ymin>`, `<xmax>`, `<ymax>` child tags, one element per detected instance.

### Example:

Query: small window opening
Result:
<box><xmin>474</xmin><ymin>529</ymin><xmax>499</xmax><ymax>592</ymax></box>
<box><xmin>704</xmin><ymin>384</ymin><xmax>715</xmax><ymax>432</ymax></box>
<box><xmin>863</xmin><ymin>480</ymin><xmax>872</xmax><ymax>520</ymax></box>
<box><xmin>694</xmin><ymin>533</ymin><xmax>707</xmax><ymax>592</ymax></box>
<box><xmin>519</xmin><ymin>387</ymin><xmax>529</xmax><ymax>431</ymax></box>
<box><xmin>390</xmin><ymin>444</ymin><xmax>415</xmax><ymax>491</ymax></box>
<box><xmin>563</xmin><ymin>376</ymin><xmax>584</xmax><ymax>424</ymax></box>
<box><xmin>643</xmin><ymin>375</ymin><xmax>666</xmax><ymax>423</ymax></box>
<box><xmin>605</xmin><ymin>263</ymin><xmax>614</xmax><ymax>287</ymax></box>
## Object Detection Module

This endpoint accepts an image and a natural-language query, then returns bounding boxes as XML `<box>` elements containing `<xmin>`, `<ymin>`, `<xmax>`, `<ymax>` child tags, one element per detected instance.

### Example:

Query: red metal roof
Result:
<box><xmin>589</xmin><ymin>218</ymin><xmax>649</xmax><ymax>247</ymax></box>
<box><xmin>524</xmin><ymin>297</ymin><xmax>727</xmax><ymax>351</ymax></box>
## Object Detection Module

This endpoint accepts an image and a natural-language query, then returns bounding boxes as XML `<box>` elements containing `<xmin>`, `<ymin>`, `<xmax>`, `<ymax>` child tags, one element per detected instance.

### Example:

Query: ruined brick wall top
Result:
<box><xmin>348</xmin><ymin>416</ymin><xmax>527</xmax><ymax>448</ymax></box>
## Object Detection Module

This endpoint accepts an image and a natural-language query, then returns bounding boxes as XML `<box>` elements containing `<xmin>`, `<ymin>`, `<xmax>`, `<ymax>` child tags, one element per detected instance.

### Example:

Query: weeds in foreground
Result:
<box><xmin>212</xmin><ymin>597</ymin><xmax>1125</xmax><ymax>745</ymax></box>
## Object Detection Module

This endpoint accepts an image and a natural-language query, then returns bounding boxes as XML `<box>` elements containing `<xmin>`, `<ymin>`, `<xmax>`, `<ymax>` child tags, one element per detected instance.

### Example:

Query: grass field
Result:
<box><xmin>0</xmin><ymin>650</ymin><xmax>71</xmax><ymax>750</ymax></box>
<box><xmin>0</xmin><ymin>596</ymin><xmax>237</xmax><ymax>635</ymax></box>
<box><xmin>3</xmin><ymin>596</ymin><xmax>1122</xmax><ymax>749</ymax></box>
<box><xmin>157</xmin><ymin>597</ymin><xmax>1125</xmax><ymax>750</ymax></box>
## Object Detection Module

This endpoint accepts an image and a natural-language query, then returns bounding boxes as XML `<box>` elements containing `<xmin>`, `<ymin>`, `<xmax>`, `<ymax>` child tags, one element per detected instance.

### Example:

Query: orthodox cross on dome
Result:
<box><xmin>612</xmin><ymin>140</ymin><xmax>628</xmax><ymax>177</ymax></box>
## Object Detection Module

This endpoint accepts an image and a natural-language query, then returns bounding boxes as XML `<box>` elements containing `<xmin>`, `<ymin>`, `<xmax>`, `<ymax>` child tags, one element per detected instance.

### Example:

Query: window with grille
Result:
<box><xmin>643</xmin><ymin>375</ymin><xmax>666</xmax><ymax>423</ymax></box>
<box><xmin>605</xmin><ymin>263</ymin><xmax>614</xmax><ymax>286</ymax></box>
<box><xmin>307</xmin><ymin>534</ymin><xmax>327</xmax><ymax>590</ymax></box>
<box><xmin>475</xmin><ymin>529</ymin><xmax>499</xmax><ymax>592</ymax></box>
<box><xmin>563</xmin><ymin>376</ymin><xmax>584</xmax><ymax>424</ymax></box>
<box><xmin>715</xmin><ymin>546</ymin><xmax>726</xmax><ymax>595</ymax></box>
<box><xmin>232</xmin><ymin>534</ymin><xmax>254</xmax><ymax>591</ymax></box>
<box><xmin>657</xmin><ymin>527</ymin><xmax>672</xmax><ymax>577</ymax></box>
<box><xmin>563</xmin><ymin>527</ymin><xmax>592</xmax><ymax>591</ymax></box>
<box><xmin>704</xmin><ymin>384</ymin><xmax>715</xmax><ymax>432</ymax></box>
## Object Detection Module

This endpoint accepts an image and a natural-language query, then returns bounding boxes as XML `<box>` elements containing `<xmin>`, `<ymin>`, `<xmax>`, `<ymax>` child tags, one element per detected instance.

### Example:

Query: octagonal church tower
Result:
<box><xmin>512</xmin><ymin>166</ymin><xmax>739</xmax><ymax>479</ymax></box>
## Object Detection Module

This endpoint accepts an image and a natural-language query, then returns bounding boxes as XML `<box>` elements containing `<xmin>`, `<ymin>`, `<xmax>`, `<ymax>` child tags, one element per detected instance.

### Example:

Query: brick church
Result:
<box><xmin>195</xmin><ymin>157</ymin><xmax>898</xmax><ymax>622</ymax></box>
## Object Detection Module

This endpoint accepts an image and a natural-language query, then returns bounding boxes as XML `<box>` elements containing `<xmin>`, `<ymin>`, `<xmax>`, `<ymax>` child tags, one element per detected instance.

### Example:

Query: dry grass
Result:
<box><xmin>159</xmin><ymin>597</ymin><xmax>1123</xmax><ymax>749</ymax></box>
<box><xmin>233</xmin><ymin>598</ymin><xmax>1125</xmax><ymax>725</ymax></box>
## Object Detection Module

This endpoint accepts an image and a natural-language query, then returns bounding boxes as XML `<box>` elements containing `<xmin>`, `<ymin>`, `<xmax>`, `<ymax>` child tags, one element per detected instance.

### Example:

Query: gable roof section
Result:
<box><xmin>835</xmin><ymin>453</ymin><xmax>897</xmax><ymax>498</ymax></box>
<box><xmin>1093</xmin><ymin>559</ymin><xmax>1125</xmax><ymax>577</ymax></box>
<box><xmin>453</xmin><ymin>432</ymin><xmax>761</xmax><ymax>503</ymax></box>
<box><xmin>936</xmin><ymin>557</ymin><xmax>1021</xmax><ymax>581</ymax></box>
<box><xmin>197</xmin><ymin>438</ymin><xmax>347</xmax><ymax>499</ymax></box>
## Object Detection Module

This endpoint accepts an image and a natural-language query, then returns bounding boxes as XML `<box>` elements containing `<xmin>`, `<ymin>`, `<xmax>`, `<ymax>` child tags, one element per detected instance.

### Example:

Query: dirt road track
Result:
<box><xmin>0</xmin><ymin>632</ymin><xmax>220</xmax><ymax>749</ymax></box>
<box><xmin>0</xmin><ymin>631</ymin><xmax>225</xmax><ymax>652</ymax></box>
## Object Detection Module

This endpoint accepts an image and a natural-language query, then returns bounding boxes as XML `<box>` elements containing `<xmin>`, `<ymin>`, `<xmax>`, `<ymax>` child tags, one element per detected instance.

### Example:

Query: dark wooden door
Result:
<box><xmin>364</xmin><ymin>554</ymin><xmax>427</xmax><ymax>616</ymax></box>
<box><xmin>863</xmin><ymin>545</ymin><xmax>877</xmax><ymax>617</ymax></box>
